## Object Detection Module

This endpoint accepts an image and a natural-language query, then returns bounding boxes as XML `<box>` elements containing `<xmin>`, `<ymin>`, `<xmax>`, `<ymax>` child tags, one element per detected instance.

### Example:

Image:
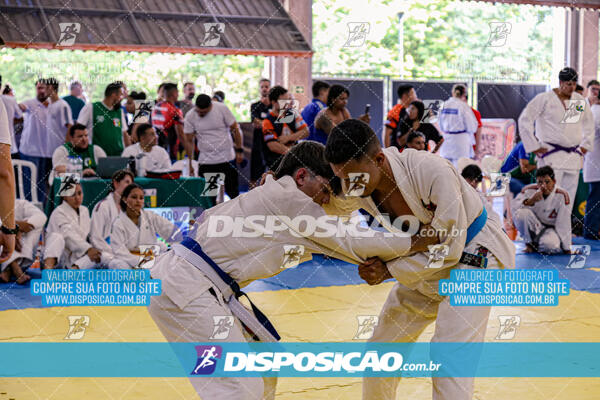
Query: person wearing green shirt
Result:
<box><xmin>77</xmin><ymin>82</ymin><xmax>130</xmax><ymax>156</ymax></box>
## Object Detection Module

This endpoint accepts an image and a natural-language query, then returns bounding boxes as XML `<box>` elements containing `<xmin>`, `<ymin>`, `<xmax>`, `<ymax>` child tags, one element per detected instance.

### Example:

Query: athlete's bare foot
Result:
<box><xmin>0</xmin><ymin>267</ymin><xmax>11</xmax><ymax>283</ymax></box>
<box><xmin>43</xmin><ymin>258</ymin><xmax>57</xmax><ymax>270</ymax></box>
<box><xmin>11</xmin><ymin>263</ymin><xmax>31</xmax><ymax>285</ymax></box>
<box><xmin>524</xmin><ymin>244</ymin><xmax>535</xmax><ymax>253</ymax></box>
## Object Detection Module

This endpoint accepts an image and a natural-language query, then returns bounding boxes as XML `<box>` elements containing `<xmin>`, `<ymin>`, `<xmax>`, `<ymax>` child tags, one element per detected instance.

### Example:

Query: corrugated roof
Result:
<box><xmin>462</xmin><ymin>0</ymin><xmax>600</xmax><ymax>9</ymax></box>
<box><xmin>0</xmin><ymin>0</ymin><xmax>312</xmax><ymax>57</ymax></box>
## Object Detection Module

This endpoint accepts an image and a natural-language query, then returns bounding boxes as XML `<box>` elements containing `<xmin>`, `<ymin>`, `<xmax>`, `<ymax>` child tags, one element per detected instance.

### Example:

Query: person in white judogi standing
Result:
<box><xmin>44</xmin><ymin>182</ymin><xmax>112</xmax><ymax>269</ymax></box>
<box><xmin>121</xmin><ymin>123</ymin><xmax>172</xmax><ymax>172</ymax></box>
<box><xmin>109</xmin><ymin>183</ymin><xmax>178</xmax><ymax>268</ymax></box>
<box><xmin>438</xmin><ymin>84</ymin><xmax>479</xmax><ymax>166</ymax></box>
<box><xmin>0</xmin><ymin>199</ymin><xmax>46</xmax><ymax>284</ymax></box>
<box><xmin>324</xmin><ymin>120</ymin><xmax>515</xmax><ymax>400</ymax></box>
<box><xmin>512</xmin><ymin>166</ymin><xmax>571</xmax><ymax>254</ymax></box>
<box><xmin>89</xmin><ymin>169</ymin><xmax>134</xmax><ymax>257</ymax></box>
<box><xmin>518</xmin><ymin>67</ymin><xmax>594</xmax><ymax>213</ymax></box>
<box><xmin>147</xmin><ymin>141</ymin><xmax>437</xmax><ymax>400</ymax></box>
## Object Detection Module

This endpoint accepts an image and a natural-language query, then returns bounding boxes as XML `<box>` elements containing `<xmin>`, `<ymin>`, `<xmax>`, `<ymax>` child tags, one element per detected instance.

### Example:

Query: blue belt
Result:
<box><xmin>180</xmin><ymin>237</ymin><xmax>281</xmax><ymax>341</ymax></box>
<box><xmin>465</xmin><ymin>206</ymin><xmax>487</xmax><ymax>245</ymax></box>
<box><xmin>445</xmin><ymin>130</ymin><xmax>467</xmax><ymax>134</ymax></box>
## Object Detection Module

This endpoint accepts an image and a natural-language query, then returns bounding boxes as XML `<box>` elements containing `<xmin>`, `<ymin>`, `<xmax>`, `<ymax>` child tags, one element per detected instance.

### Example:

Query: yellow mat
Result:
<box><xmin>1</xmin><ymin>283</ymin><xmax>599</xmax><ymax>399</ymax></box>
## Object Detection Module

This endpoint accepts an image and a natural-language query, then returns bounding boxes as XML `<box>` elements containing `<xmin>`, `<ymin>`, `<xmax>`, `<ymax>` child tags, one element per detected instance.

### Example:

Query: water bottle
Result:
<box><xmin>182</xmin><ymin>155</ymin><xmax>189</xmax><ymax>178</ymax></box>
<box><xmin>67</xmin><ymin>156</ymin><xmax>82</xmax><ymax>176</ymax></box>
<box><xmin>74</xmin><ymin>156</ymin><xmax>83</xmax><ymax>176</ymax></box>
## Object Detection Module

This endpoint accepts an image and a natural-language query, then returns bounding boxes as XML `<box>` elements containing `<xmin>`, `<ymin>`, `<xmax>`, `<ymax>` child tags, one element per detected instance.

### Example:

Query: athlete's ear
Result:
<box><xmin>294</xmin><ymin>167</ymin><xmax>309</xmax><ymax>187</ymax></box>
<box><xmin>373</xmin><ymin>150</ymin><xmax>386</xmax><ymax>166</ymax></box>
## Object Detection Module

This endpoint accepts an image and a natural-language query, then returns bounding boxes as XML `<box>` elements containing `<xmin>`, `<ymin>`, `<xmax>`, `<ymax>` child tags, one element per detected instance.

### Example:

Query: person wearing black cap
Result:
<box><xmin>518</xmin><ymin>67</ymin><xmax>594</xmax><ymax>214</ymax></box>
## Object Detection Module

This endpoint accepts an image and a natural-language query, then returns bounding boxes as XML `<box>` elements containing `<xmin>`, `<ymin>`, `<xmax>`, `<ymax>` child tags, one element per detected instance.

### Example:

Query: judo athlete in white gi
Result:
<box><xmin>0</xmin><ymin>199</ymin><xmax>46</xmax><ymax>284</ymax></box>
<box><xmin>89</xmin><ymin>169</ymin><xmax>135</xmax><ymax>257</ymax></box>
<box><xmin>438</xmin><ymin>84</ymin><xmax>479</xmax><ymax>166</ymax></box>
<box><xmin>109</xmin><ymin>183</ymin><xmax>178</xmax><ymax>268</ymax></box>
<box><xmin>324</xmin><ymin>120</ymin><xmax>516</xmax><ymax>400</ymax></box>
<box><xmin>147</xmin><ymin>141</ymin><xmax>438</xmax><ymax>400</ymax></box>
<box><xmin>518</xmin><ymin>67</ymin><xmax>594</xmax><ymax>212</ymax></box>
<box><xmin>44</xmin><ymin>183</ymin><xmax>112</xmax><ymax>269</ymax></box>
<box><xmin>512</xmin><ymin>166</ymin><xmax>571</xmax><ymax>254</ymax></box>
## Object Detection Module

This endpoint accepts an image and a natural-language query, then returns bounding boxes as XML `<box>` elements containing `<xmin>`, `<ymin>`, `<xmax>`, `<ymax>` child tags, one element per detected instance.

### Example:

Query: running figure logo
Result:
<box><xmin>281</xmin><ymin>245</ymin><xmax>305</xmax><ymax>269</ymax></box>
<box><xmin>426</xmin><ymin>244</ymin><xmax>449</xmax><ymax>269</ymax></box>
<box><xmin>561</xmin><ymin>100</ymin><xmax>586</xmax><ymax>124</ymax></box>
<box><xmin>346</xmin><ymin>173</ymin><xmax>370</xmax><ymax>197</ymax></box>
<box><xmin>202</xmin><ymin>23</ymin><xmax>225</xmax><ymax>46</ymax></box>
<box><xmin>137</xmin><ymin>245</ymin><xmax>160</xmax><ymax>269</ymax></box>
<box><xmin>276</xmin><ymin>100</ymin><xmax>299</xmax><ymax>124</ymax></box>
<box><xmin>132</xmin><ymin>101</ymin><xmax>154</xmax><ymax>124</ymax></box>
<box><xmin>422</xmin><ymin>99</ymin><xmax>444</xmax><ymax>124</ymax></box>
<box><xmin>58</xmin><ymin>173</ymin><xmax>81</xmax><ymax>197</ymax></box>
<box><xmin>191</xmin><ymin>345</ymin><xmax>223</xmax><ymax>375</ymax></box>
<box><xmin>486</xmin><ymin>22</ymin><xmax>511</xmax><ymax>47</ymax></box>
<box><xmin>201</xmin><ymin>173</ymin><xmax>225</xmax><ymax>196</ymax></box>
<box><xmin>210</xmin><ymin>316</ymin><xmax>234</xmax><ymax>339</ymax></box>
<box><xmin>57</xmin><ymin>23</ymin><xmax>81</xmax><ymax>46</ymax></box>
<box><xmin>495</xmin><ymin>315</ymin><xmax>520</xmax><ymax>340</ymax></box>
<box><xmin>567</xmin><ymin>245</ymin><xmax>591</xmax><ymax>269</ymax></box>
<box><xmin>65</xmin><ymin>315</ymin><xmax>90</xmax><ymax>340</ymax></box>
<box><xmin>344</xmin><ymin>22</ymin><xmax>370</xmax><ymax>47</ymax></box>
<box><xmin>487</xmin><ymin>173</ymin><xmax>511</xmax><ymax>197</ymax></box>
<box><xmin>354</xmin><ymin>315</ymin><xmax>379</xmax><ymax>340</ymax></box>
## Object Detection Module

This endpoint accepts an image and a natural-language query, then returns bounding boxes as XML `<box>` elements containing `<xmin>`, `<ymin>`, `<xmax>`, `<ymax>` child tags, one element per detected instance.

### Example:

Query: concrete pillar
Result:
<box><xmin>272</xmin><ymin>0</ymin><xmax>313</xmax><ymax>108</ymax></box>
<box><xmin>565</xmin><ymin>8</ymin><xmax>598</xmax><ymax>85</ymax></box>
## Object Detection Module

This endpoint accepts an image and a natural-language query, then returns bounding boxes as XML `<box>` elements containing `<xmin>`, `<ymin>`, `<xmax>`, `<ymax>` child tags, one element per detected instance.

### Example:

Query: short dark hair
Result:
<box><xmin>111</xmin><ymin>169</ymin><xmax>135</xmax><ymax>191</ymax></box>
<box><xmin>213</xmin><ymin>90</ymin><xmax>225</xmax><ymax>102</ymax></box>
<box><xmin>327</xmin><ymin>84</ymin><xmax>350</xmax><ymax>108</ymax></box>
<box><xmin>587</xmin><ymin>80</ymin><xmax>600</xmax><ymax>88</ymax></box>
<box><xmin>120</xmin><ymin>183</ymin><xmax>144</xmax><ymax>211</ymax></box>
<box><xmin>312</xmin><ymin>80</ymin><xmax>330</xmax><ymax>98</ymax></box>
<box><xmin>137</xmin><ymin>123</ymin><xmax>154</xmax><ymax>138</ymax></box>
<box><xmin>68</xmin><ymin>123</ymin><xmax>87</xmax><ymax>137</ymax></box>
<box><xmin>183</xmin><ymin>82</ymin><xmax>195</xmax><ymax>89</ymax></box>
<box><xmin>406</xmin><ymin>131</ymin><xmax>425</xmax><ymax>144</ymax></box>
<box><xmin>105</xmin><ymin>82</ymin><xmax>122</xmax><ymax>98</ymax></box>
<box><xmin>536</xmin><ymin>166</ymin><xmax>555</xmax><ymax>180</ymax></box>
<box><xmin>195</xmin><ymin>94</ymin><xmax>212</xmax><ymax>109</ymax></box>
<box><xmin>397</xmin><ymin>84</ymin><xmax>414</xmax><ymax>99</ymax></box>
<box><xmin>44</xmin><ymin>77</ymin><xmax>59</xmax><ymax>91</ymax></box>
<box><xmin>576</xmin><ymin>84</ymin><xmax>584</xmax><ymax>92</ymax></box>
<box><xmin>461</xmin><ymin>164</ymin><xmax>483</xmax><ymax>183</ymax></box>
<box><xmin>70</xmin><ymin>81</ymin><xmax>82</xmax><ymax>90</ymax></box>
<box><xmin>325</xmin><ymin>119</ymin><xmax>380</xmax><ymax>164</ymax></box>
<box><xmin>558</xmin><ymin>67</ymin><xmax>578</xmax><ymax>82</ymax></box>
<box><xmin>129</xmin><ymin>91</ymin><xmax>147</xmax><ymax>100</ymax></box>
<box><xmin>162</xmin><ymin>83</ymin><xmax>178</xmax><ymax>96</ymax></box>
<box><xmin>452</xmin><ymin>84</ymin><xmax>467</xmax><ymax>98</ymax></box>
<box><xmin>268</xmin><ymin>86</ymin><xmax>288</xmax><ymax>103</ymax></box>
<box><xmin>259</xmin><ymin>78</ymin><xmax>270</xmax><ymax>84</ymax></box>
<box><xmin>35</xmin><ymin>78</ymin><xmax>45</xmax><ymax>86</ymax></box>
<box><xmin>274</xmin><ymin>141</ymin><xmax>334</xmax><ymax>181</ymax></box>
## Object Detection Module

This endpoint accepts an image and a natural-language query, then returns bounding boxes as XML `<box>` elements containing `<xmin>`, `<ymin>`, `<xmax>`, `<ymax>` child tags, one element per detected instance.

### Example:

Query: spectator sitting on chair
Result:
<box><xmin>51</xmin><ymin>123</ymin><xmax>106</xmax><ymax>181</ymax></box>
<box><xmin>512</xmin><ymin>166</ymin><xmax>571</xmax><ymax>254</ymax></box>
<box><xmin>77</xmin><ymin>82</ymin><xmax>130</xmax><ymax>156</ymax></box>
<box><xmin>122</xmin><ymin>123</ymin><xmax>171</xmax><ymax>171</ymax></box>
<box><xmin>0</xmin><ymin>199</ymin><xmax>47</xmax><ymax>284</ymax></box>
<box><xmin>500</xmin><ymin>138</ymin><xmax>536</xmax><ymax>197</ymax></box>
<box><xmin>405</xmin><ymin>131</ymin><xmax>427</xmax><ymax>151</ymax></box>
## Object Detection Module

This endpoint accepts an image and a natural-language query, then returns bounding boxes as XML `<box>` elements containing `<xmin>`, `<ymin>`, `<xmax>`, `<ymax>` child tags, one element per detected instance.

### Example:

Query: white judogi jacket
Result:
<box><xmin>438</xmin><ymin>97</ymin><xmax>479</xmax><ymax>160</ymax></box>
<box><xmin>1</xmin><ymin>199</ymin><xmax>46</xmax><ymax>269</ymax></box>
<box><xmin>324</xmin><ymin>148</ymin><xmax>516</xmax><ymax>295</ymax></box>
<box><xmin>583</xmin><ymin>104</ymin><xmax>600</xmax><ymax>183</ymax></box>
<box><xmin>151</xmin><ymin>174</ymin><xmax>416</xmax><ymax>310</ymax></box>
<box><xmin>519</xmin><ymin>90</ymin><xmax>594</xmax><ymax>171</ymax></box>
<box><xmin>512</xmin><ymin>184</ymin><xmax>571</xmax><ymax>250</ymax></box>
<box><xmin>110</xmin><ymin>209</ymin><xmax>177</xmax><ymax>268</ymax></box>
<box><xmin>46</xmin><ymin>202</ymin><xmax>93</xmax><ymax>265</ymax></box>
<box><xmin>90</xmin><ymin>193</ymin><xmax>120</xmax><ymax>255</ymax></box>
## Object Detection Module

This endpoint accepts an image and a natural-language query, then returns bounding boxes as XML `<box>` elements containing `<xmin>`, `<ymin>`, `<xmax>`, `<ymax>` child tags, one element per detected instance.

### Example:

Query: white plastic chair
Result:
<box><xmin>13</xmin><ymin>159</ymin><xmax>41</xmax><ymax>207</ymax></box>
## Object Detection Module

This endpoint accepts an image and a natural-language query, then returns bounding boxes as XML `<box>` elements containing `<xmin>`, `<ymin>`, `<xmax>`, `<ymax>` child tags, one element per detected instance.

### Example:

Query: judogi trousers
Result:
<box><xmin>363</xmin><ymin>253</ymin><xmax>500</xmax><ymax>400</ymax></box>
<box><xmin>148</xmin><ymin>283</ymin><xmax>277</xmax><ymax>400</ymax></box>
